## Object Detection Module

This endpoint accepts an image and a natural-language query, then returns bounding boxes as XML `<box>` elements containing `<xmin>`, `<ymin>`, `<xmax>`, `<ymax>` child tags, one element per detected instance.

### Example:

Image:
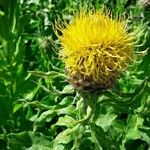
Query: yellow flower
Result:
<box><xmin>57</xmin><ymin>10</ymin><xmax>134</xmax><ymax>91</ymax></box>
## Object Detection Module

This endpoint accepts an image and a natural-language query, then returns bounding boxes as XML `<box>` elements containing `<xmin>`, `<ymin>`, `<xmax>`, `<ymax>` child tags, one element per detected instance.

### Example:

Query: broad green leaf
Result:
<box><xmin>112</xmin><ymin>120</ymin><xmax>125</xmax><ymax>133</ymax></box>
<box><xmin>54</xmin><ymin>115</ymin><xmax>76</xmax><ymax>127</ymax></box>
<box><xmin>128</xmin><ymin>77</ymin><xmax>149</xmax><ymax>107</ymax></box>
<box><xmin>124</xmin><ymin>115</ymin><xmax>144</xmax><ymax>143</ymax></box>
<box><xmin>27</xmin><ymin>132</ymin><xmax>53</xmax><ymax>150</ymax></box>
<box><xmin>23</xmin><ymin>79</ymin><xmax>41</xmax><ymax>101</ymax></box>
<box><xmin>0</xmin><ymin>11</ymin><xmax>4</xmax><ymax>16</ymax></box>
<box><xmin>13</xmin><ymin>103</ymin><xmax>23</xmax><ymax>113</ymax></box>
<box><xmin>53</xmin><ymin>145</ymin><xmax>65</xmax><ymax>150</ymax></box>
<box><xmin>53</xmin><ymin>124</ymin><xmax>80</xmax><ymax>149</ymax></box>
<box><xmin>139</xmin><ymin>126</ymin><xmax>150</xmax><ymax>145</ymax></box>
<box><xmin>34</xmin><ymin>110</ymin><xmax>55</xmax><ymax>126</ymax></box>
<box><xmin>57</xmin><ymin>105</ymin><xmax>76</xmax><ymax>116</ymax></box>
<box><xmin>71</xmin><ymin>125</ymin><xmax>85</xmax><ymax>150</ymax></box>
<box><xmin>7</xmin><ymin>132</ymin><xmax>32</xmax><ymax>149</ymax></box>
<box><xmin>59</xmin><ymin>96</ymin><xmax>74</xmax><ymax>106</ymax></box>
<box><xmin>90</xmin><ymin>123</ymin><xmax>118</xmax><ymax>150</ymax></box>
<box><xmin>61</xmin><ymin>85</ymin><xmax>74</xmax><ymax>94</ymax></box>
<box><xmin>28</xmin><ymin>0</ymin><xmax>40</xmax><ymax>5</ymax></box>
<box><xmin>95</xmin><ymin>108</ymin><xmax>117</xmax><ymax>131</ymax></box>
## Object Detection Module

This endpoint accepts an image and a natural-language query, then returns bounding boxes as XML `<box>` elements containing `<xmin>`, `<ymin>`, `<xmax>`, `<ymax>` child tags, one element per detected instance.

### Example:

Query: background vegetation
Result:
<box><xmin>0</xmin><ymin>0</ymin><xmax>150</xmax><ymax>149</ymax></box>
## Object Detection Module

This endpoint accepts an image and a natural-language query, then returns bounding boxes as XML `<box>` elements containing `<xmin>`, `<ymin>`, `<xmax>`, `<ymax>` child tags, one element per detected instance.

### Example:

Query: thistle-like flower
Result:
<box><xmin>57</xmin><ymin>10</ymin><xmax>135</xmax><ymax>91</ymax></box>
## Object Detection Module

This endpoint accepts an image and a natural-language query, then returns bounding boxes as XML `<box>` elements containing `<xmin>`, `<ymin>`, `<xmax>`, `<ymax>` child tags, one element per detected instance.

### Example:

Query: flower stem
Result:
<box><xmin>75</xmin><ymin>91</ymin><xmax>98</xmax><ymax>125</ymax></box>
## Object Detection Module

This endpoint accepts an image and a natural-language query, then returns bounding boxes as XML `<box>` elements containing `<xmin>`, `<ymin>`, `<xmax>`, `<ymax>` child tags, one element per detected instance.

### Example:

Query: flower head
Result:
<box><xmin>57</xmin><ymin>10</ymin><xmax>134</xmax><ymax>91</ymax></box>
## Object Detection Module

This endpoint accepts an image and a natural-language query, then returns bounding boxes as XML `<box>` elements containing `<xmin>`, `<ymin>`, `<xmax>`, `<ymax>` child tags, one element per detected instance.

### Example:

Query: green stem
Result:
<box><xmin>76</xmin><ymin>105</ymin><xmax>92</xmax><ymax>125</ymax></box>
<box><xmin>74</xmin><ymin>91</ymin><xmax>98</xmax><ymax>125</ymax></box>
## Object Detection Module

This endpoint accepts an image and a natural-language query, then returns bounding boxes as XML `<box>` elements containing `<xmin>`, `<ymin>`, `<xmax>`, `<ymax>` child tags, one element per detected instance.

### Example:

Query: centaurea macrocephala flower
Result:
<box><xmin>56</xmin><ymin>10</ymin><xmax>135</xmax><ymax>91</ymax></box>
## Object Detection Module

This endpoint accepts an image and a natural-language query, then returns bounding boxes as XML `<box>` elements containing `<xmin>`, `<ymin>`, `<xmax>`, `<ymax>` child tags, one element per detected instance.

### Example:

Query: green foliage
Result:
<box><xmin>0</xmin><ymin>0</ymin><xmax>150</xmax><ymax>150</ymax></box>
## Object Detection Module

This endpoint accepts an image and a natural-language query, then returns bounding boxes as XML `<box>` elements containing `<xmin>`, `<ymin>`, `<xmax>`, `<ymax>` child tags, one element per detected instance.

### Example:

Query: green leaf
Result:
<box><xmin>34</xmin><ymin>110</ymin><xmax>56</xmax><ymax>127</ymax></box>
<box><xmin>29</xmin><ymin>71</ymin><xmax>66</xmax><ymax>79</ymax></box>
<box><xmin>124</xmin><ymin>115</ymin><xmax>144</xmax><ymax>143</ymax></box>
<box><xmin>112</xmin><ymin>120</ymin><xmax>125</xmax><ymax>133</ymax></box>
<box><xmin>7</xmin><ymin>131</ymin><xmax>32</xmax><ymax>149</ymax></box>
<box><xmin>13</xmin><ymin>103</ymin><xmax>22</xmax><ymax>113</ymax></box>
<box><xmin>95</xmin><ymin>108</ymin><xmax>117</xmax><ymax>131</ymax></box>
<box><xmin>138</xmin><ymin>126</ymin><xmax>150</xmax><ymax>145</ymax></box>
<box><xmin>53</xmin><ymin>124</ymin><xmax>80</xmax><ymax>149</ymax></box>
<box><xmin>61</xmin><ymin>85</ymin><xmax>74</xmax><ymax>94</ymax></box>
<box><xmin>57</xmin><ymin>105</ymin><xmax>76</xmax><ymax>116</ymax></box>
<box><xmin>128</xmin><ymin>77</ymin><xmax>149</xmax><ymax>107</ymax></box>
<box><xmin>28</xmin><ymin>0</ymin><xmax>40</xmax><ymax>5</ymax></box>
<box><xmin>54</xmin><ymin>115</ymin><xmax>76</xmax><ymax>127</ymax></box>
<box><xmin>0</xmin><ymin>80</ymin><xmax>9</xmax><ymax>96</ymax></box>
<box><xmin>27</xmin><ymin>132</ymin><xmax>53</xmax><ymax>150</ymax></box>
<box><xmin>90</xmin><ymin>123</ymin><xmax>118</xmax><ymax>150</ymax></box>
<box><xmin>0</xmin><ymin>11</ymin><xmax>4</xmax><ymax>16</ymax></box>
<box><xmin>23</xmin><ymin>79</ymin><xmax>41</xmax><ymax>101</ymax></box>
<box><xmin>0</xmin><ymin>97</ymin><xmax>11</xmax><ymax>126</ymax></box>
<box><xmin>53</xmin><ymin>145</ymin><xmax>65</xmax><ymax>150</ymax></box>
